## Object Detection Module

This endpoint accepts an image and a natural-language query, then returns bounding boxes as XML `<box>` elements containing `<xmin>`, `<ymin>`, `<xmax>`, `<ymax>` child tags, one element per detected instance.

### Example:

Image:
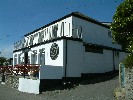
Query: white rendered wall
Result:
<box><xmin>66</xmin><ymin>40</ymin><xmax>83</xmax><ymax>77</ymax></box>
<box><xmin>103</xmin><ymin>50</ymin><xmax>114</xmax><ymax>72</ymax></box>
<box><xmin>114</xmin><ymin>52</ymin><xmax>127</xmax><ymax>70</ymax></box>
<box><xmin>39</xmin><ymin>65</ymin><xmax>63</xmax><ymax>79</ymax></box>
<box><xmin>18</xmin><ymin>78</ymin><xmax>40</xmax><ymax>94</ymax></box>
<box><xmin>29</xmin><ymin>40</ymin><xmax>64</xmax><ymax>66</ymax></box>
<box><xmin>38</xmin><ymin>40</ymin><xmax>64</xmax><ymax>79</ymax></box>
<box><xmin>72</xmin><ymin>16</ymin><xmax>121</xmax><ymax>49</ymax></box>
<box><xmin>83</xmin><ymin>49</ymin><xmax>113</xmax><ymax>73</ymax></box>
<box><xmin>45</xmin><ymin>40</ymin><xmax>64</xmax><ymax>66</ymax></box>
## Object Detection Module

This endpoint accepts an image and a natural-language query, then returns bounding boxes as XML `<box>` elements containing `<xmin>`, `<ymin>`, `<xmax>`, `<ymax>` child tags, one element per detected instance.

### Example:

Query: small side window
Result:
<box><xmin>115</xmin><ymin>51</ymin><xmax>119</xmax><ymax>57</ymax></box>
<box><xmin>39</xmin><ymin>48</ymin><xmax>45</xmax><ymax>65</ymax></box>
<box><xmin>32</xmin><ymin>50</ymin><xmax>37</xmax><ymax>64</ymax></box>
<box><xmin>108</xmin><ymin>30</ymin><xmax>112</xmax><ymax>37</ymax></box>
<box><xmin>85</xmin><ymin>45</ymin><xmax>103</xmax><ymax>54</ymax></box>
<box><xmin>14</xmin><ymin>54</ymin><xmax>17</xmax><ymax>65</ymax></box>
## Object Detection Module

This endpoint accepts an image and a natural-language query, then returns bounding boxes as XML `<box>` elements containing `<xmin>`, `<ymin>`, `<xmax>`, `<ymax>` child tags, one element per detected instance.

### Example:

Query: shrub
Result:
<box><xmin>123</xmin><ymin>53</ymin><xmax>133</xmax><ymax>68</ymax></box>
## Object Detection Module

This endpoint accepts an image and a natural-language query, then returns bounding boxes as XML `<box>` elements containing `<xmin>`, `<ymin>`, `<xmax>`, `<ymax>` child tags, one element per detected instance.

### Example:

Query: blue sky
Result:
<box><xmin>0</xmin><ymin>0</ymin><xmax>124</xmax><ymax>58</ymax></box>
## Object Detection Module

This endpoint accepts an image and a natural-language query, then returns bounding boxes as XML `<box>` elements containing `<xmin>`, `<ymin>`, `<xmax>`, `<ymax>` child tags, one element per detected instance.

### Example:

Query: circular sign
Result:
<box><xmin>50</xmin><ymin>43</ymin><xmax>59</xmax><ymax>60</ymax></box>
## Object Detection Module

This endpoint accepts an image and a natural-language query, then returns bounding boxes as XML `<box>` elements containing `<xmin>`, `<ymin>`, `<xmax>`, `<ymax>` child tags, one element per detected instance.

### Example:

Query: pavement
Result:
<box><xmin>0</xmin><ymin>73</ymin><xmax>118</xmax><ymax>100</ymax></box>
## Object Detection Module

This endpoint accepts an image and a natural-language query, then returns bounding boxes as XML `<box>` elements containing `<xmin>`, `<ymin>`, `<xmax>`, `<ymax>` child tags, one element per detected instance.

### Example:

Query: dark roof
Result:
<box><xmin>24</xmin><ymin>12</ymin><xmax>110</xmax><ymax>37</ymax></box>
<box><xmin>13</xmin><ymin>37</ymin><xmax>82</xmax><ymax>52</ymax></box>
<box><xmin>72</xmin><ymin>12</ymin><xmax>110</xmax><ymax>28</ymax></box>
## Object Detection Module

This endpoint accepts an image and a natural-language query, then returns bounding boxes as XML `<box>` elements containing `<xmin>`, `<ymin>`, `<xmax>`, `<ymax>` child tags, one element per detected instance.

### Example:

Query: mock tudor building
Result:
<box><xmin>13</xmin><ymin>12</ymin><xmax>127</xmax><ymax>79</ymax></box>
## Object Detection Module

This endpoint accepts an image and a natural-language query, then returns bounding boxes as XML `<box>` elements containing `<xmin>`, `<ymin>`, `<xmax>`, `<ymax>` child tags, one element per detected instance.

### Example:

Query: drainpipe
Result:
<box><xmin>65</xmin><ymin>39</ymin><xmax>67</xmax><ymax>78</ymax></box>
<box><xmin>113</xmin><ymin>51</ymin><xmax>115</xmax><ymax>71</ymax></box>
<box><xmin>22</xmin><ymin>47</ymin><xmax>31</xmax><ymax>78</ymax></box>
<box><xmin>24</xmin><ymin>52</ymin><xmax>28</xmax><ymax>78</ymax></box>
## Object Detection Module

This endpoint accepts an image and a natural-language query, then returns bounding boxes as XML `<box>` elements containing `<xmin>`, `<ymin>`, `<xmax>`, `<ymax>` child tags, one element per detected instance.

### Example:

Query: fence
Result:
<box><xmin>0</xmin><ymin>64</ymin><xmax>40</xmax><ymax>78</ymax></box>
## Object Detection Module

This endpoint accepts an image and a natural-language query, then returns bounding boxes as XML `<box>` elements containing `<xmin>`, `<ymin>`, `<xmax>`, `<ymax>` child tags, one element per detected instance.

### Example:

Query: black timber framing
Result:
<box><xmin>13</xmin><ymin>37</ymin><xmax>82</xmax><ymax>53</ymax></box>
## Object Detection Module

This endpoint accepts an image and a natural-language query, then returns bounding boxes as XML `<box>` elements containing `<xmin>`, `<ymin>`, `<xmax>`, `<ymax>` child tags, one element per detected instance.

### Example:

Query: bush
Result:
<box><xmin>123</xmin><ymin>53</ymin><xmax>133</xmax><ymax>68</ymax></box>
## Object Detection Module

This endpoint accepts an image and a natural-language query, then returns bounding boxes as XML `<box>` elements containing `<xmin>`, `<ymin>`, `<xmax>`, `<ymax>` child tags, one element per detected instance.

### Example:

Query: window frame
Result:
<box><xmin>85</xmin><ymin>45</ymin><xmax>103</xmax><ymax>54</ymax></box>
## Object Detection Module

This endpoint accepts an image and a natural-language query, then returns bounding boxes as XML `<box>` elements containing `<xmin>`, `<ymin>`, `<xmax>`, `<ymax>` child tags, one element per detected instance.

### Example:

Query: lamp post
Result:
<box><xmin>22</xmin><ymin>47</ymin><xmax>31</xmax><ymax>78</ymax></box>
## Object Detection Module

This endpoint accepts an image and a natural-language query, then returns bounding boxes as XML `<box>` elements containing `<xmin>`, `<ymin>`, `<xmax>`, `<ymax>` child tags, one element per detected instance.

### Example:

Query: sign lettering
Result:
<box><xmin>14</xmin><ymin>21</ymin><xmax>82</xmax><ymax>50</ymax></box>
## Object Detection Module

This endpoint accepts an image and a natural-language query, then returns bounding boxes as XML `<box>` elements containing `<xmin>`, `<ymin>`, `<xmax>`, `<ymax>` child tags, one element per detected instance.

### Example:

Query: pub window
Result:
<box><xmin>39</xmin><ymin>48</ymin><xmax>45</xmax><ymax>65</ymax></box>
<box><xmin>108</xmin><ymin>30</ymin><xmax>112</xmax><ymax>37</ymax></box>
<box><xmin>18</xmin><ymin>54</ymin><xmax>21</xmax><ymax>64</ymax></box>
<box><xmin>32</xmin><ymin>53</ymin><xmax>37</xmax><ymax>64</ymax></box>
<box><xmin>14</xmin><ymin>54</ymin><xmax>17</xmax><ymax>65</ymax></box>
<box><xmin>115</xmin><ymin>51</ymin><xmax>119</xmax><ymax>57</ymax></box>
<box><xmin>40</xmin><ymin>53</ymin><xmax>45</xmax><ymax>65</ymax></box>
<box><xmin>21</xmin><ymin>57</ymin><xmax>24</xmax><ymax>64</ymax></box>
<box><xmin>85</xmin><ymin>45</ymin><xmax>103</xmax><ymax>54</ymax></box>
<box><xmin>32</xmin><ymin>50</ymin><xmax>37</xmax><ymax>64</ymax></box>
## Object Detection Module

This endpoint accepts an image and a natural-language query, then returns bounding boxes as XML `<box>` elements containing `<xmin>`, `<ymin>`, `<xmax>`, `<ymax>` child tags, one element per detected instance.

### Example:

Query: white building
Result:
<box><xmin>13</xmin><ymin>12</ymin><xmax>127</xmax><ymax>80</ymax></box>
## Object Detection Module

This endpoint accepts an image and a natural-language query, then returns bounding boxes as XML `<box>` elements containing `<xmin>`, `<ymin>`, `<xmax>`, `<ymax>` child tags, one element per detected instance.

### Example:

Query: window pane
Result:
<box><xmin>40</xmin><ymin>53</ymin><xmax>45</xmax><ymax>65</ymax></box>
<box><xmin>85</xmin><ymin>45</ymin><xmax>103</xmax><ymax>54</ymax></box>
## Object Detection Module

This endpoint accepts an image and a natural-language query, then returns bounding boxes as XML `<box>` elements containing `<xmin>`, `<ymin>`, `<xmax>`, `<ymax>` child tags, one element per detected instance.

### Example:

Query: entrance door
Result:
<box><xmin>24</xmin><ymin>52</ymin><xmax>28</xmax><ymax>64</ymax></box>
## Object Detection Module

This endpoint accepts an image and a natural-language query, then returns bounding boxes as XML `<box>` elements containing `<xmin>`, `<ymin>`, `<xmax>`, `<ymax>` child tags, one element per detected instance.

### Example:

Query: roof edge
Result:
<box><xmin>71</xmin><ymin>12</ymin><xmax>110</xmax><ymax>28</ymax></box>
<box><xmin>24</xmin><ymin>12</ymin><xmax>110</xmax><ymax>37</ymax></box>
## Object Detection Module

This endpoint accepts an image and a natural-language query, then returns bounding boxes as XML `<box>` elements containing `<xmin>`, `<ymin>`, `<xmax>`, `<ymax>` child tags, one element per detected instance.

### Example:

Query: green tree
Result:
<box><xmin>111</xmin><ymin>0</ymin><xmax>133</xmax><ymax>68</ymax></box>
<box><xmin>0</xmin><ymin>57</ymin><xmax>7</xmax><ymax>66</ymax></box>
<box><xmin>111</xmin><ymin>0</ymin><xmax>133</xmax><ymax>50</ymax></box>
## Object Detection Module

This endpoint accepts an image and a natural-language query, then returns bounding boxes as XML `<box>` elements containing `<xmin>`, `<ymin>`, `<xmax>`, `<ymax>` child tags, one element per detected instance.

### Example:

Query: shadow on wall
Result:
<box><xmin>80</xmin><ymin>70</ymin><xmax>118</xmax><ymax>85</ymax></box>
<box><xmin>39</xmin><ymin>71</ymin><xmax>119</xmax><ymax>93</ymax></box>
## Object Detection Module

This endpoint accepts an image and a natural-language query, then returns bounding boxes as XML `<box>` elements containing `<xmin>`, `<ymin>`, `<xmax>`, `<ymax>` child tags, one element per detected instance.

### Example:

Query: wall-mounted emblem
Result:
<box><xmin>50</xmin><ymin>43</ymin><xmax>59</xmax><ymax>60</ymax></box>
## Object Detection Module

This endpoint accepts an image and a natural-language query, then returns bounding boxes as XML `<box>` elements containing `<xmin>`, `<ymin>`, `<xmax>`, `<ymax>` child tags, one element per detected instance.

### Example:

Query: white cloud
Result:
<box><xmin>0</xmin><ymin>44</ymin><xmax>14</xmax><ymax>58</ymax></box>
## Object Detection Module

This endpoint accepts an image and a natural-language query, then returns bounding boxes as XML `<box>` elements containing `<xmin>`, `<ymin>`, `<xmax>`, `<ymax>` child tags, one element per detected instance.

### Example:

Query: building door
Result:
<box><xmin>24</xmin><ymin>52</ymin><xmax>28</xmax><ymax>64</ymax></box>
